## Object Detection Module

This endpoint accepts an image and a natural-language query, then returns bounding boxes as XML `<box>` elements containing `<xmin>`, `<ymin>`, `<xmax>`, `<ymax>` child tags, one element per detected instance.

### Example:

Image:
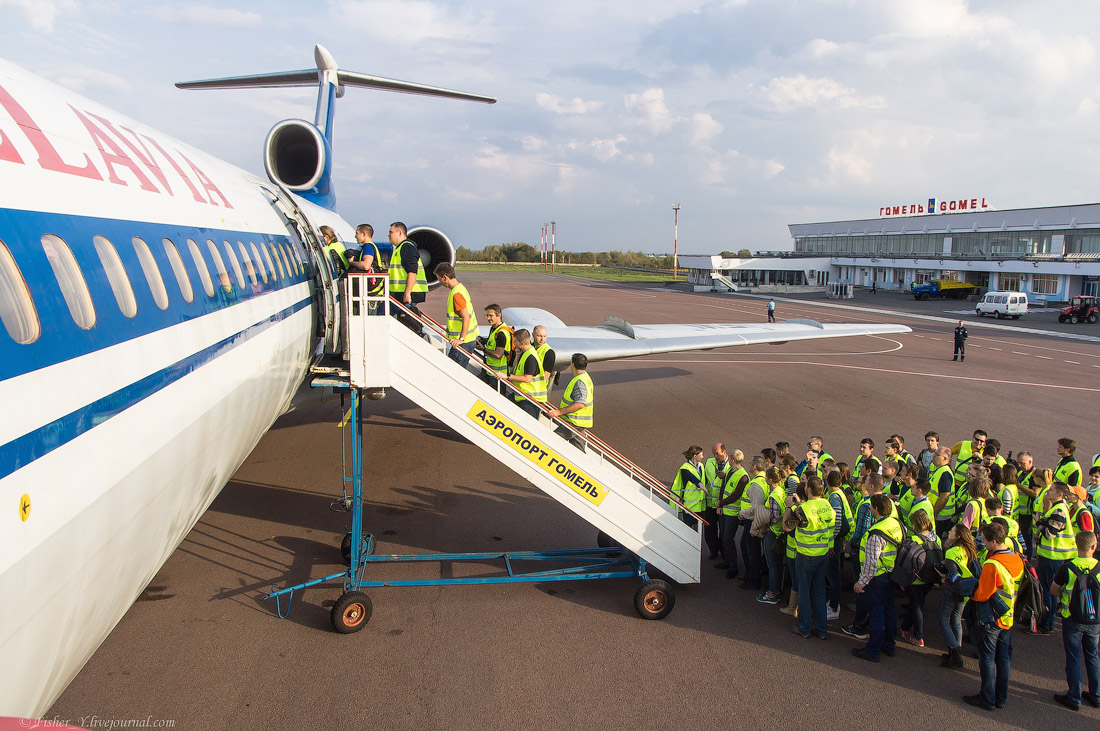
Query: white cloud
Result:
<box><xmin>149</xmin><ymin>4</ymin><xmax>262</xmax><ymax>28</ymax></box>
<box><xmin>804</xmin><ymin>38</ymin><xmax>848</xmax><ymax>59</ymax></box>
<box><xmin>688</xmin><ymin>112</ymin><xmax>722</xmax><ymax>148</ymax></box>
<box><xmin>332</xmin><ymin>0</ymin><xmax>494</xmax><ymax>43</ymax></box>
<box><xmin>591</xmin><ymin>135</ymin><xmax>627</xmax><ymax>161</ymax></box>
<box><xmin>39</xmin><ymin>64</ymin><xmax>133</xmax><ymax>93</ymax></box>
<box><xmin>0</xmin><ymin>0</ymin><xmax>77</xmax><ymax>32</ymax></box>
<box><xmin>624</xmin><ymin>88</ymin><xmax>674</xmax><ymax>133</ymax></box>
<box><xmin>756</xmin><ymin>75</ymin><xmax>885</xmax><ymax>112</ymax></box>
<box><xmin>521</xmin><ymin>135</ymin><xmax>547</xmax><ymax>151</ymax></box>
<box><xmin>824</xmin><ymin>130</ymin><xmax>882</xmax><ymax>184</ymax></box>
<box><xmin>535</xmin><ymin>93</ymin><xmax>603</xmax><ymax>115</ymax></box>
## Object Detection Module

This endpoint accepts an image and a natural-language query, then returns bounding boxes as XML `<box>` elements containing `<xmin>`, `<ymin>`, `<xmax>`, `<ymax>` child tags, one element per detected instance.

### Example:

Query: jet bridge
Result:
<box><xmin>265</xmin><ymin>273</ymin><xmax>703</xmax><ymax>631</ymax></box>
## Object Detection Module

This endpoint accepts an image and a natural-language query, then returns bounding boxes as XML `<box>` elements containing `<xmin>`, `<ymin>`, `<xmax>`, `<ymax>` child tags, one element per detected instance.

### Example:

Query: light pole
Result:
<box><xmin>550</xmin><ymin>220</ymin><xmax>556</xmax><ymax>273</ymax></box>
<box><xmin>672</xmin><ymin>203</ymin><xmax>681</xmax><ymax>280</ymax></box>
<box><xmin>540</xmin><ymin>225</ymin><xmax>546</xmax><ymax>268</ymax></box>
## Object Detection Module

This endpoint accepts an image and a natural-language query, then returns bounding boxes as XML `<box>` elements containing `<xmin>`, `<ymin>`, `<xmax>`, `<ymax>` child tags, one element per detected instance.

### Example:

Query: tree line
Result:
<box><xmin>456</xmin><ymin>242</ymin><xmax>676</xmax><ymax>269</ymax></box>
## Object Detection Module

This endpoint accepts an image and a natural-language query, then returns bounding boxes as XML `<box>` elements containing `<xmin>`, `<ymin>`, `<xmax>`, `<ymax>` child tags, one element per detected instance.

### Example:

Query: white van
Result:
<box><xmin>976</xmin><ymin>291</ymin><xmax>1028</xmax><ymax>319</ymax></box>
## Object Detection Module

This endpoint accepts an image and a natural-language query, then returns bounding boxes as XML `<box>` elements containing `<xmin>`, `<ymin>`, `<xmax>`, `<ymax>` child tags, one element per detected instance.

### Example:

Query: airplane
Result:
<box><xmin>0</xmin><ymin>46</ymin><xmax>909</xmax><ymax>719</ymax></box>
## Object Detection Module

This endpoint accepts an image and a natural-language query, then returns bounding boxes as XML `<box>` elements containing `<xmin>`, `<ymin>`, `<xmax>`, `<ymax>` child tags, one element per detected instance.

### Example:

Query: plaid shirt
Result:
<box><xmin>857</xmin><ymin>533</ymin><xmax>886</xmax><ymax>586</ymax></box>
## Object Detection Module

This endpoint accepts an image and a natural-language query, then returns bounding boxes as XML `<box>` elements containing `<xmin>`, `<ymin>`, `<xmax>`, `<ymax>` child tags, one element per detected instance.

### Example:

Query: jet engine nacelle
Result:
<box><xmin>406</xmin><ymin>225</ymin><xmax>454</xmax><ymax>288</ymax></box>
<box><xmin>264</xmin><ymin>119</ymin><xmax>333</xmax><ymax>205</ymax></box>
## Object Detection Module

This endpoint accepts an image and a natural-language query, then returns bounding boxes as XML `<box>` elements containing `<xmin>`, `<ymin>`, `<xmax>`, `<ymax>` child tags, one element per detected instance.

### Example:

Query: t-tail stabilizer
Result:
<box><xmin>176</xmin><ymin>44</ymin><xmax>496</xmax><ymax>210</ymax></box>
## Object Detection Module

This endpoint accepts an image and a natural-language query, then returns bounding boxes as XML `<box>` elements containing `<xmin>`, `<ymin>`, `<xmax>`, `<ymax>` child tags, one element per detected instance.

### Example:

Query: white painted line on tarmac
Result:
<box><xmin>1066</xmin><ymin>360</ymin><xmax>1080</xmax><ymax>364</ymax></box>
<box><xmin>1013</xmin><ymin>351</ymin><xmax>1028</xmax><ymax>355</ymax></box>
<box><xmin>989</xmin><ymin>347</ymin><xmax>1002</xmax><ymax>351</ymax></box>
<box><xmin>930</xmin><ymin>337</ymin><xmax>941</xmax><ymax>341</ymax></box>
<box><xmin>1036</xmin><ymin>355</ymin><xmax>1053</xmax><ymax>360</ymax></box>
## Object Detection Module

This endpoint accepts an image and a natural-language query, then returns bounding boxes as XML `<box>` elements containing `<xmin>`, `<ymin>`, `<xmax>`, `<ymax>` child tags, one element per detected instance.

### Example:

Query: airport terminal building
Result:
<box><xmin>681</xmin><ymin>201</ymin><xmax>1100</xmax><ymax>303</ymax></box>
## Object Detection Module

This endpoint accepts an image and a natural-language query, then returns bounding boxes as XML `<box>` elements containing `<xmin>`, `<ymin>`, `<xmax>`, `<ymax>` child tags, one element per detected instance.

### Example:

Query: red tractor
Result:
<box><xmin>1058</xmin><ymin>295</ymin><xmax>1100</xmax><ymax>324</ymax></box>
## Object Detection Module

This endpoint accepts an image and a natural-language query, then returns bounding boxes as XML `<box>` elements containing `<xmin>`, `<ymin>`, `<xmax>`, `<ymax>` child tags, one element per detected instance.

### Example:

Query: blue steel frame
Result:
<box><xmin>263</xmin><ymin>359</ymin><xmax>651</xmax><ymax>620</ymax></box>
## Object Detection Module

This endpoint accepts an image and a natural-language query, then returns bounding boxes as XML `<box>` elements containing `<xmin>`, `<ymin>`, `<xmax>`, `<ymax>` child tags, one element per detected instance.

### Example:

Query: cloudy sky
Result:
<box><xmin>2</xmin><ymin>0</ymin><xmax>1100</xmax><ymax>255</ymax></box>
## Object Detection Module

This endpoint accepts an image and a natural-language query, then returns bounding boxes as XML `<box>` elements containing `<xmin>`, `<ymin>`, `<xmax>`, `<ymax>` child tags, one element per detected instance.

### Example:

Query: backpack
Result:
<box><xmin>872</xmin><ymin>528</ymin><xmax>941</xmax><ymax>587</ymax></box>
<box><xmin>1067</xmin><ymin>563</ymin><xmax>1100</xmax><ymax>624</ymax></box>
<box><xmin>1015</xmin><ymin>560</ymin><xmax>1047</xmax><ymax>632</ymax></box>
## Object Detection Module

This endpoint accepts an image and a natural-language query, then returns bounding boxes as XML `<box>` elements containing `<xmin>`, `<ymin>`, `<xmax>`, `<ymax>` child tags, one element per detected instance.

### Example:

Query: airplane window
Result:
<box><xmin>288</xmin><ymin>241</ymin><xmax>304</xmax><ymax>268</ymax></box>
<box><xmin>0</xmin><ymin>239</ymin><xmax>40</xmax><ymax>344</ymax></box>
<box><xmin>92</xmin><ymin>235</ymin><xmax>137</xmax><ymax>318</ymax></box>
<box><xmin>266</xmin><ymin>242</ymin><xmax>285</xmax><ymax>280</ymax></box>
<box><xmin>131</xmin><ymin>237</ymin><xmax>169</xmax><ymax>310</ymax></box>
<box><xmin>221</xmin><ymin>240</ymin><xmax>245</xmax><ymax>290</ymax></box>
<box><xmin>42</xmin><ymin>234</ymin><xmax>96</xmax><ymax>329</ymax></box>
<box><xmin>279</xmin><ymin>243</ymin><xmax>297</xmax><ymax>275</ymax></box>
<box><xmin>187</xmin><ymin>239</ymin><xmax>215</xmax><ymax>297</ymax></box>
<box><xmin>205</xmin><ymin>239</ymin><xmax>232</xmax><ymax>292</ymax></box>
<box><xmin>237</xmin><ymin>241</ymin><xmax>259</xmax><ymax>288</ymax></box>
<box><xmin>248</xmin><ymin>242</ymin><xmax>269</xmax><ymax>283</ymax></box>
<box><xmin>162</xmin><ymin>238</ymin><xmax>194</xmax><ymax>303</ymax></box>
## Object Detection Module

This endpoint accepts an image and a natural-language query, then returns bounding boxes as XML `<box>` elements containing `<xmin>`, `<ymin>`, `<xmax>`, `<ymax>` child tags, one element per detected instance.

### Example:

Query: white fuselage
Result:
<box><xmin>0</xmin><ymin>59</ymin><xmax>342</xmax><ymax>716</ymax></box>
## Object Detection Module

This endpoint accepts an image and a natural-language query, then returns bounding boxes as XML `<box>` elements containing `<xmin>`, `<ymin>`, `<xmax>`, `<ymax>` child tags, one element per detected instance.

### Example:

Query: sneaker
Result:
<box><xmin>826</xmin><ymin>605</ymin><xmax>840</xmax><ymax>621</ymax></box>
<box><xmin>756</xmin><ymin>592</ymin><xmax>780</xmax><ymax>605</ymax></box>
<box><xmin>841</xmin><ymin>624</ymin><xmax>869</xmax><ymax>640</ymax></box>
<box><xmin>812</xmin><ymin>631</ymin><xmax>828</xmax><ymax>640</ymax></box>
<box><xmin>900</xmin><ymin>630</ymin><xmax>924</xmax><ymax>647</ymax></box>
<box><xmin>851</xmin><ymin>648</ymin><xmax>879</xmax><ymax>663</ymax></box>
<box><xmin>1082</xmin><ymin>692</ymin><xmax>1100</xmax><ymax>709</ymax></box>
<box><xmin>963</xmin><ymin>695</ymin><xmax>994</xmax><ymax>711</ymax></box>
<box><xmin>790</xmin><ymin>624</ymin><xmax>810</xmax><ymax>638</ymax></box>
<box><xmin>1053</xmin><ymin>694</ymin><xmax>1079</xmax><ymax>712</ymax></box>
<box><xmin>881</xmin><ymin>646</ymin><xmax>896</xmax><ymax>657</ymax></box>
<box><xmin>779</xmin><ymin>604</ymin><xmax>797</xmax><ymax>616</ymax></box>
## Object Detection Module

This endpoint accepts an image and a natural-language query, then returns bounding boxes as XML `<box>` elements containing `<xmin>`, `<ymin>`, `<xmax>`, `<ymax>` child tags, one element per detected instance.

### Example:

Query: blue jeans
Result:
<box><xmin>976</xmin><ymin>622</ymin><xmax>1012</xmax><ymax>707</ymax></box>
<box><xmin>720</xmin><ymin>515</ymin><xmax>740</xmax><ymax>575</ymax></box>
<box><xmin>826</xmin><ymin>537</ymin><xmax>844</xmax><ymax>611</ymax></box>
<box><xmin>864</xmin><ymin>575</ymin><xmax>897</xmax><ymax>658</ymax></box>
<box><xmin>788</xmin><ymin>554</ymin><xmax>799</xmax><ymax>593</ymax></box>
<box><xmin>447</xmin><ymin>340</ymin><xmax>477</xmax><ymax>366</ymax></box>
<box><xmin>1037</xmin><ymin>557</ymin><xmax>1067</xmax><ymax>632</ymax></box>
<box><xmin>515</xmin><ymin>397</ymin><xmax>541</xmax><ymax>420</ymax></box>
<box><xmin>763</xmin><ymin>531</ymin><xmax>783</xmax><ymax>595</ymax></box>
<box><xmin>938</xmin><ymin>592</ymin><xmax>967</xmax><ymax>649</ymax></box>
<box><xmin>852</xmin><ymin>554</ymin><xmax>869</xmax><ymax>630</ymax></box>
<box><xmin>797</xmin><ymin>553</ymin><xmax>828</xmax><ymax>635</ymax></box>
<box><xmin>1063</xmin><ymin>617</ymin><xmax>1100</xmax><ymax>706</ymax></box>
<box><xmin>901</xmin><ymin>582</ymin><xmax>933</xmax><ymax>640</ymax></box>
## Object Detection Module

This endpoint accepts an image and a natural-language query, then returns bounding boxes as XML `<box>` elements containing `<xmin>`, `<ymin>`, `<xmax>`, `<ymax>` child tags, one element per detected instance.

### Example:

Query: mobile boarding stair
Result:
<box><xmin>264</xmin><ymin>273</ymin><xmax>703</xmax><ymax>632</ymax></box>
<box><xmin>710</xmin><ymin>273</ymin><xmax>742</xmax><ymax>293</ymax></box>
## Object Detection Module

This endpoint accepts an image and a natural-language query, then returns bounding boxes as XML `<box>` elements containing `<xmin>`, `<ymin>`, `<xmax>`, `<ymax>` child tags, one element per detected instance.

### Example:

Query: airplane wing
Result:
<box><xmin>495</xmin><ymin>307</ymin><xmax>911</xmax><ymax>371</ymax></box>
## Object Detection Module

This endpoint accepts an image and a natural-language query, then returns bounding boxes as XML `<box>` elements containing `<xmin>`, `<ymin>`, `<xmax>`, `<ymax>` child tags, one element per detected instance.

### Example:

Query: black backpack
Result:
<box><xmin>872</xmin><ymin>528</ymin><xmax>942</xmax><ymax>587</ymax></box>
<box><xmin>1067</xmin><ymin>562</ymin><xmax>1100</xmax><ymax>625</ymax></box>
<box><xmin>1016</xmin><ymin>560</ymin><xmax>1047</xmax><ymax>632</ymax></box>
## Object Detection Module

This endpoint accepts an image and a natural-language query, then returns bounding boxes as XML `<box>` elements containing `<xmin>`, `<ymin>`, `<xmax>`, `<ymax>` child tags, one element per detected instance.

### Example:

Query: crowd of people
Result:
<box><xmin>670</xmin><ymin>431</ymin><xmax>1100</xmax><ymax>712</ymax></box>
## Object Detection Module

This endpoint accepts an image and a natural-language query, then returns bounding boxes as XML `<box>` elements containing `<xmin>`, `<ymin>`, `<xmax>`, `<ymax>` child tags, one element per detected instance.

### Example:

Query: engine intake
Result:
<box><xmin>407</xmin><ymin>226</ymin><xmax>455</xmax><ymax>288</ymax></box>
<box><xmin>264</xmin><ymin>119</ymin><xmax>327</xmax><ymax>191</ymax></box>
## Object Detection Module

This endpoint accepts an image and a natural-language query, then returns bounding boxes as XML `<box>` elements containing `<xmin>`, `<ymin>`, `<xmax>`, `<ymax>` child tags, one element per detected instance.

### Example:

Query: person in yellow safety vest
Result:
<box><xmin>352</xmin><ymin>223</ymin><xmax>386</xmax><ymax>297</ymax></box>
<box><xmin>895</xmin><ymin>463</ymin><xmax>919</xmax><ymax>517</ymax></box>
<box><xmin>433</xmin><ymin>263</ymin><xmax>477</xmax><ymax>368</ymax></box>
<box><xmin>825</xmin><ymin>470</ymin><xmax>853</xmax><ymax>620</ymax></box>
<box><xmin>700</xmin><ymin>443</ymin><xmax>731</xmax><ymax>562</ymax></box>
<box><xmin>929</xmin><ymin>447</ymin><xmax>958</xmax><ymax>537</ymax></box>
<box><xmin>320</xmin><ymin>225</ymin><xmax>351</xmax><ymax>275</ymax></box>
<box><xmin>852</xmin><ymin>438</ymin><xmax>881</xmax><ymax>482</ymax></box>
<box><xmin>716</xmin><ymin>450</ymin><xmax>749</xmax><ymax>581</ymax></box>
<box><xmin>531</xmin><ymin>325</ymin><xmax>557</xmax><ymax>396</ymax></box>
<box><xmin>547</xmin><ymin>353</ymin><xmax>593</xmax><ymax>453</ymax></box>
<box><xmin>670</xmin><ymin>446</ymin><xmax>706</xmax><ymax>529</ymax></box>
<box><xmin>386</xmin><ymin>221</ymin><xmax>428</xmax><ymax>332</ymax></box>
<box><xmin>800</xmin><ymin>435</ymin><xmax>833</xmax><ymax>480</ymax></box>
<box><xmin>888</xmin><ymin>434</ymin><xmax>917</xmax><ymax>469</ymax></box>
<box><xmin>1055</xmin><ymin>437</ymin><xmax>1084</xmax><ymax>488</ymax></box>
<box><xmin>1049</xmin><ymin>531</ymin><xmax>1100</xmax><ymax>711</ymax></box>
<box><xmin>963</xmin><ymin>520</ymin><xmax>1024</xmax><ymax>711</ymax></box>
<box><xmin>952</xmin><ymin>429</ymin><xmax>988</xmax><ymax>464</ymax></box>
<box><xmin>938</xmin><ymin>523</ymin><xmax>980</xmax><ymax>668</ymax></box>
<box><xmin>758</xmin><ymin>466</ymin><xmax>792</xmax><ymax>605</ymax></box>
<box><xmin>899</xmin><ymin>510</ymin><xmax>942</xmax><ymax>648</ymax></box>
<box><xmin>986</xmin><ymin>498</ymin><xmax>1026</xmax><ymax>557</ymax></box>
<box><xmin>501</xmin><ymin>329</ymin><xmax>546</xmax><ymax>419</ymax></box>
<box><xmin>960</xmin><ymin>476</ymin><xmax>993</xmax><ymax>542</ymax></box>
<box><xmin>851</xmin><ymin>494</ymin><xmax>903</xmax><ymax>661</ymax></box>
<box><xmin>478</xmin><ymin>304</ymin><xmax>512</xmax><ymax>389</ymax></box>
<box><xmin>952</xmin><ymin>454</ymin><xmax>981</xmax><ymax>506</ymax></box>
<box><xmin>1035</xmin><ymin>483</ymin><xmax>1078</xmax><ymax>634</ymax></box>
<box><xmin>738</xmin><ymin>459</ymin><xmax>770</xmax><ymax>593</ymax></box>
<box><xmin>998</xmin><ymin>463</ymin><xmax>1022</xmax><ymax>522</ymax></box>
<box><xmin>1067</xmin><ymin>486</ymin><xmax>1096</xmax><ymax>536</ymax></box>
<box><xmin>785</xmin><ymin>474</ymin><xmax>835</xmax><ymax>639</ymax></box>
<box><xmin>904</xmin><ymin>479</ymin><xmax>935</xmax><ymax>532</ymax></box>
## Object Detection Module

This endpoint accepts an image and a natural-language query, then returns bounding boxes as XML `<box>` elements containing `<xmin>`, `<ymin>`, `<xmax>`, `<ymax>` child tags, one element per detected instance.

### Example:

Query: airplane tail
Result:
<box><xmin>176</xmin><ymin>45</ymin><xmax>495</xmax><ymax>209</ymax></box>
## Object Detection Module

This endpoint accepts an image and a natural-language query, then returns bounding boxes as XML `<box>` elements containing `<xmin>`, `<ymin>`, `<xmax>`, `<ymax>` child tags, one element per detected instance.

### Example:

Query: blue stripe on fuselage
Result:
<box><xmin>0</xmin><ymin>207</ymin><xmax>315</xmax><ymax>381</ymax></box>
<box><xmin>0</xmin><ymin>295</ymin><xmax>311</xmax><ymax>481</ymax></box>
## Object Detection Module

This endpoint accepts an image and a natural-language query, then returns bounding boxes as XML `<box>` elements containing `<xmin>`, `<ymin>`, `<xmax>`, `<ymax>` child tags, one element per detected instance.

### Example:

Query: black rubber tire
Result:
<box><xmin>331</xmin><ymin>591</ymin><xmax>372</xmax><ymax>633</ymax></box>
<box><xmin>634</xmin><ymin>579</ymin><xmax>675</xmax><ymax>620</ymax></box>
<box><xmin>975</xmin><ymin>309</ymin><xmax>982</xmax><ymax>317</ymax></box>
<box><xmin>1088</xmin><ymin>313</ymin><xmax>1099</xmax><ymax>324</ymax></box>
<box><xmin>1058</xmin><ymin>315</ymin><xmax>1067</xmax><ymax>323</ymax></box>
<box><xmin>996</xmin><ymin>311</ymin><xmax>1004</xmax><ymax>319</ymax></box>
<box><xmin>596</xmin><ymin>531</ymin><xmax>620</xmax><ymax>549</ymax></box>
<box><xmin>1070</xmin><ymin>315</ymin><xmax>1079</xmax><ymax>324</ymax></box>
<box><xmin>340</xmin><ymin>533</ymin><xmax>374</xmax><ymax>564</ymax></box>
<box><xmin>920</xmin><ymin>293</ymin><xmax>930</xmax><ymax>301</ymax></box>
